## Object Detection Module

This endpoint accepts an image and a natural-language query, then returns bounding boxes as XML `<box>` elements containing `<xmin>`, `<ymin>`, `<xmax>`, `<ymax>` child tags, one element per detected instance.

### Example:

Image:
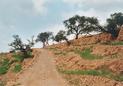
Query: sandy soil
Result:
<box><xmin>10</xmin><ymin>49</ymin><xmax>68</xmax><ymax>86</ymax></box>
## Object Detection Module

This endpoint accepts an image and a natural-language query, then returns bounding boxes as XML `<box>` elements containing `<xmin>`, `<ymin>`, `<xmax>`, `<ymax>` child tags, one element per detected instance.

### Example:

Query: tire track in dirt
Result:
<box><xmin>15</xmin><ymin>49</ymin><xmax>68</xmax><ymax>86</ymax></box>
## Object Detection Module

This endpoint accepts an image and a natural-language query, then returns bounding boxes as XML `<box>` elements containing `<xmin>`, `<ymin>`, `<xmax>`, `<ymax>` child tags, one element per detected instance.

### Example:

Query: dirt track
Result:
<box><xmin>15</xmin><ymin>49</ymin><xmax>68</xmax><ymax>86</ymax></box>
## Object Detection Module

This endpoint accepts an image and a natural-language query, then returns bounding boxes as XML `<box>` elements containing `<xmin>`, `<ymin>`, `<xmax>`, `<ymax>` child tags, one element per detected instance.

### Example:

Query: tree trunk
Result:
<box><xmin>46</xmin><ymin>40</ymin><xmax>49</xmax><ymax>46</ymax></box>
<box><xmin>46</xmin><ymin>39</ymin><xmax>49</xmax><ymax>46</ymax></box>
<box><xmin>75</xmin><ymin>34</ymin><xmax>79</xmax><ymax>39</ymax></box>
<box><xmin>43</xmin><ymin>42</ymin><xmax>46</xmax><ymax>48</ymax></box>
<box><xmin>65</xmin><ymin>38</ymin><xmax>71</xmax><ymax>46</ymax></box>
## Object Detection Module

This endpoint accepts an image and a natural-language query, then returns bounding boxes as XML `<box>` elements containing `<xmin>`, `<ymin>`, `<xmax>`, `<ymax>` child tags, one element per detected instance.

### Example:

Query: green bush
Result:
<box><xmin>13</xmin><ymin>64</ymin><xmax>22</xmax><ymax>73</ymax></box>
<box><xmin>0</xmin><ymin>66</ymin><xmax>9</xmax><ymax>75</ymax></box>
<box><xmin>24</xmin><ymin>51</ymin><xmax>33</xmax><ymax>58</ymax></box>
<box><xmin>13</xmin><ymin>53</ymin><xmax>24</xmax><ymax>62</ymax></box>
<box><xmin>13</xmin><ymin>51</ymin><xmax>33</xmax><ymax>62</ymax></box>
<box><xmin>1</xmin><ymin>59</ymin><xmax>10</xmax><ymax>66</ymax></box>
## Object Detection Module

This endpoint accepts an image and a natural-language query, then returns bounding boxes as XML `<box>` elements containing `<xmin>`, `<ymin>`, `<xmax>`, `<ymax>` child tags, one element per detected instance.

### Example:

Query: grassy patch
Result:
<box><xmin>112</xmin><ymin>74</ymin><xmax>123</xmax><ymax>81</ymax></box>
<box><xmin>111</xmin><ymin>41</ymin><xmax>123</xmax><ymax>45</ymax></box>
<box><xmin>0</xmin><ymin>59</ymin><xmax>10</xmax><ymax>75</ymax></box>
<box><xmin>1</xmin><ymin>59</ymin><xmax>10</xmax><ymax>66</ymax></box>
<box><xmin>24</xmin><ymin>51</ymin><xmax>33</xmax><ymax>58</ymax></box>
<box><xmin>13</xmin><ymin>51</ymin><xmax>33</xmax><ymax>62</ymax></box>
<box><xmin>76</xmin><ymin>48</ymin><xmax>102</xmax><ymax>60</ymax></box>
<box><xmin>103</xmin><ymin>41</ymin><xmax>123</xmax><ymax>46</ymax></box>
<box><xmin>0</xmin><ymin>66</ymin><xmax>9</xmax><ymax>75</ymax></box>
<box><xmin>60</xmin><ymin>69</ymin><xmax>123</xmax><ymax>81</ymax></box>
<box><xmin>61</xmin><ymin>70</ymin><xmax>111</xmax><ymax>76</ymax></box>
<box><xmin>0</xmin><ymin>52</ymin><xmax>29</xmax><ymax>75</ymax></box>
<box><xmin>13</xmin><ymin>64</ymin><xmax>22</xmax><ymax>73</ymax></box>
<box><xmin>13</xmin><ymin>53</ymin><xmax>24</xmax><ymax>62</ymax></box>
<box><xmin>48</xmin><ymin>47</ymin><xmax>57</xmax><ymax>51</ymax></box>
<box><xmin>54</xmin><ymin>51</ymin><xmax>66</xmax><ymax>55</ymax></box>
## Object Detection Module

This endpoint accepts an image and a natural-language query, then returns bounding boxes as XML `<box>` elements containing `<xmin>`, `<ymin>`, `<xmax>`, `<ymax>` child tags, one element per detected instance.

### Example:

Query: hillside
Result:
<box><xmin>0</xmin><ymin>49</ymin><xmax>69</xmax><ymax>86</ymax></box>
<box><xmin>47</xmin><ymin>32</ymin><xmax>123</xmax><ymax>86</ymax></box>
<box><xmin>0</xmin><ymin>32</ymin><xmax>123</xmax><ymax>86</ymax></box>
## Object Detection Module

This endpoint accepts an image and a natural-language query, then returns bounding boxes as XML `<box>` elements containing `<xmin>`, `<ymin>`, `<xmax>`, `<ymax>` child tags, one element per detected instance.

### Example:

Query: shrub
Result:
<box><xmin>1</xmin><ymin>59</ymin><xmax>10</xmax><ymax>66</ymax></box>
<box><xmin>9</xmin><ymin>35</ymin><xmax>34</xmax><ymax>60</ymax></box>
<box><xmin>13</xmin><ymin>53</ymin><xmax>24</xmax><ymax>62</ymax></box>
<box><xmin>23</xmin><ymin>51</ymin><xmax>33</xmax><ymax>58</ymax></box>
<box><xmin>0</xmin><ymin>66</ymin><xmax>9</xmax><ymax>75</ymax></box>
<box><xmin>0</xmin><ymin>59</ymin><xmax>10</xmax><ymax>75</ymax></box>
<box><xmin>13</xmin><ymin>51</ymin><xmax>33</xmax><ymax>62</ymax></box>
<box><xmin>13</xmin><ymin>64</ymin><xmax>22</xmax><ymax>73</ymax></box>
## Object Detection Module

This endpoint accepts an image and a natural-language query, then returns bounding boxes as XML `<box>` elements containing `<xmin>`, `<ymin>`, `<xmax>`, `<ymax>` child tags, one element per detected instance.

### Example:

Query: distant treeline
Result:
<box><xmin>10</xmin><ymin>12</ymin><xmax>123</xmax><ymax>48</ymax></box>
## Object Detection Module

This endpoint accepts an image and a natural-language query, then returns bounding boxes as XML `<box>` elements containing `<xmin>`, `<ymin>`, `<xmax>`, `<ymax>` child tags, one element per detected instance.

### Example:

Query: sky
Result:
<box><xmin>0</xmin><ymin>0</ymin><xmax>123</xmax><ymax>52</ymax></box>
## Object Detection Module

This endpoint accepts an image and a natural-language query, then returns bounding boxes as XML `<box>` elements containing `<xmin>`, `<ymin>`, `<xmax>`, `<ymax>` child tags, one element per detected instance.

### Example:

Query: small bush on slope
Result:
<box><xmin>13</xmin><ymin>51</ymin><xmax>32</xmax><ymax>62</ymax></box>
<box><xmin>13</xmin><ymin>64</ymin><xmax>22</xmax><ymax>73</ymax></box>
<box><xmin>0</xmin><ymin>59</ymin><xmax>10</xmax><ymax>75</ymax></box>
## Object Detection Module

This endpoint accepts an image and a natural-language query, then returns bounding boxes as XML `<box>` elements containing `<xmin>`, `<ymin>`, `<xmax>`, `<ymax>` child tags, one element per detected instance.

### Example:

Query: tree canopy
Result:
<box><xmin>64</xmin><ymin>15</ymin><xmax>102</xmax><ymax>39</ymax></box>
<box><xmin>9</xmin><ymin>35</ymin><xmax>35</xmax><ymax>51</ymax></box>
<box><xmin>106</xmin><ymin>12</ymin><xmax>123</xmax><ymax>37</ymax></box>
<box><xmin>54</xmin><ymin>30</ymin><xmax>70</xmax><ymax>45</ymax></box>
<box><xmin>36</xmin><ymin>32</ymin><xmax>53</xmax><ymax>47</ymax></box>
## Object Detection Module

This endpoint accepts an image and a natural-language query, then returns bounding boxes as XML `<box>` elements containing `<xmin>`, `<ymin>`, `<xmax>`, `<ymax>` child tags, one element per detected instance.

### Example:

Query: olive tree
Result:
<box><xmin>36</xmin><ymin>32</ymin><xmax>53</xmax><ymax>47</ymax></box>
<box><xmin>64</xmin><ymin>15</ymin><xmax>103</xmax><ymax>39</ymax></box>
<box><xmin>9</xmin><ymin>35</ymin><xmax>35</xmax><ymax>58</ymax></box>
<box><xmin>54</xmin><ymin>30</ymin><xmax>70</xmax><ymax>45</ymax></box>
<box><xmin>106</xmin><ymin>12</ymin><xmax>123</xmax><ymax>37</ymax></box>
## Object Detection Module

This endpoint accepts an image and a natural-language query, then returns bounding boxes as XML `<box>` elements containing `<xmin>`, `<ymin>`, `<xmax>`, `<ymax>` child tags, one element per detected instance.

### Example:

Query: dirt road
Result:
<box><xmin>15</xmin><ymin>49</ymin><xmax>68</xmax><ymax>86</ymax></box>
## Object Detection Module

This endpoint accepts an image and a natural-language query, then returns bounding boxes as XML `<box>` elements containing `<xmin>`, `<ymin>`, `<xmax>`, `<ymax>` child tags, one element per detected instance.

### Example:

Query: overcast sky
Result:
<box><xmin>0</xmin><ymin>0</ymin><xmax>123</xmax><ymax>52</ymax></box>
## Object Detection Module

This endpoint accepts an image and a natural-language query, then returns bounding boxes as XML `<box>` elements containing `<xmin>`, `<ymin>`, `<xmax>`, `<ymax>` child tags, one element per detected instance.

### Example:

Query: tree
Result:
<box><xmin>27</xmin><ymin>36</ymin><xmax>35</xmax><ymax>51</ymax></box>
<box><xmin>36</xmin><ymin>32</ymin><xmax>53</xmax><ymax>47</ymax></box>
<box><xmin>64</xmin><ymin>15</ymin><xmax>102</xmax><ymax>39</ymax></box>
<box><xmin>64</xmin><ymin>15</ymin><xmax>83</xmax><ymax>39</ymax></box>
<box><xmin>54</xmin><ymin>30</ymin><xmax>70</xmax><ymax>45</ymax></box>
<box><xmin>45</xmin><ymin>32</ymin><xmax>53</xmax><ymax>46</ymax></box>
<box><xmin>82</xmin><ymin>17</ymin><xmax>103</xmax><ymax>35</ymax></box>
<box><xmin>106</xmin><ymin>12</ymin><xmax>123</xmax><ymax>37</ymax></box>
<box><xmin>9</xmin><ymin>35</ymin><xmax>24</xmax><ymax>52</ymax></box>
<box><xmin>9</xmin><ymin>35</ymin><xmax>34</xmax><ymax>58</ymax></box>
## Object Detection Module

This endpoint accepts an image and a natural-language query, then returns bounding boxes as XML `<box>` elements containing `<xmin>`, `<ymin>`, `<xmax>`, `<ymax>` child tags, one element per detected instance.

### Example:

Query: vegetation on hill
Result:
<box><xmin>106</xmin><ymin>12</ymin><xmax>123</xmax><ymax>37</ymax></box>
<box><xmin>36</xmin><ymin>32</ymin><xmax>53</xmax><ymax>47</ymax></box>
<box><xmin>1</xmin><ymin>12</ymin><xmax>123</xmax><ymax>86</ymax></box>
<box><xmin>53</xmin><ymin>30</ymin><xmax>71</xmax><ymax>45</ymax></box>
<box><xmin>64</xmin><ymin>15</ymin><xmax>103</xmax><ymax>39</ymax></box>
<box><xmin>0</xmin><ymin>35</ymin><xmax>34</xmax><ymax>79</ymax></box>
